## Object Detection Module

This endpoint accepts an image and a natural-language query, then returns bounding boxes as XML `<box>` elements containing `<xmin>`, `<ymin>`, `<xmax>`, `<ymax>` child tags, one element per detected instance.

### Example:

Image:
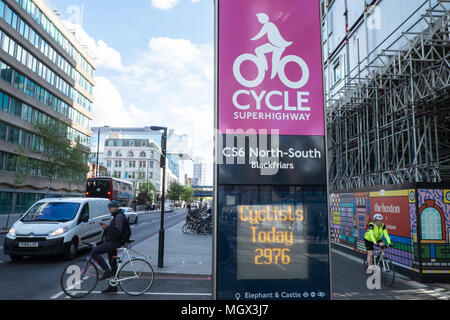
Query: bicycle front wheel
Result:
<box><xmin>381</xmin><ymin>258</ymin><xmax>395</xmax><ymax>287</ymax></box>
<box><xmin>118</xmin><ymin>258</ymin><xmax>154</xmax><ymax>296</ymax></box>
<box><xmin>60</xmin><ymin>258</ymin><xmax>99</xmax><ymax>299</ymax></box>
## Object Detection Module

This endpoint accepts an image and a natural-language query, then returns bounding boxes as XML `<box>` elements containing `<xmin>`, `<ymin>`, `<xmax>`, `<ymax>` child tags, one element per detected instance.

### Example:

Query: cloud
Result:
<box><xmin>62</xmin><ymin>21</ymin><xmax>125</xmax><ymax>71</ymax></box>
<box><xmin>151</xmin><ymin>0</ymin><xmax>180</xmax><ymax>10</ymax></box>
<box><xmin>92</xmin><ymin>77</ymin><xmax>150</xmax><ymax>127</ymax></box>
<box><xmin>92</xmin><ymin>37</ymin><xmax>214</xmax><ymax>182</ymax></box>
<box><xmin>151</xmin><ymin>0</ymin><xmax>201</xmax><ymax>10</ymax></box>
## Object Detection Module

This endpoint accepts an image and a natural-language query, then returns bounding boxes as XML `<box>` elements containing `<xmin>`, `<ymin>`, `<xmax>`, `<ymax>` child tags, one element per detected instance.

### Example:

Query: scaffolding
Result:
<box><xmin>326</xmin><ymin>0</ymin><xmax>450</xmax><ymax>191</ymax></box>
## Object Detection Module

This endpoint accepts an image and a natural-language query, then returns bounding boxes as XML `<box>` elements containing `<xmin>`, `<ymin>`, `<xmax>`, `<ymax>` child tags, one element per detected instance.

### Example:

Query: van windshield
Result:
<box><xmin>21</xmin><ymin>202</ymin><xmax>81</xmax><ymax>222</ymax></box>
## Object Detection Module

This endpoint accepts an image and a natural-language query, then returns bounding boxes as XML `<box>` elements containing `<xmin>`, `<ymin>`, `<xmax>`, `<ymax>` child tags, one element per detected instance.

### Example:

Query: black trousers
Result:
<box><xmin>90</xmin><ymin>241</ymin><xmax>122</xmax><ymax>272</ymax></box>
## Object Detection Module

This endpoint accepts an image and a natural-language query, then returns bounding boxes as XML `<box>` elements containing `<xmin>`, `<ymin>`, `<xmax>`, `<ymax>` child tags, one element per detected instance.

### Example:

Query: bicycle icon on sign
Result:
<box><xmin>233</xmin><ymin>13</ymin><xmax>310</xmax><ymax>89</ymax></box>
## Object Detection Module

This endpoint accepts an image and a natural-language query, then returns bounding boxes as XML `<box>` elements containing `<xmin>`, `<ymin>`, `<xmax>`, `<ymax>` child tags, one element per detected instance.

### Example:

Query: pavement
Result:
<box><xmin>131</xmin><ymin>220</ymin><xmax>213</xmax><ymax>277</ymax></box>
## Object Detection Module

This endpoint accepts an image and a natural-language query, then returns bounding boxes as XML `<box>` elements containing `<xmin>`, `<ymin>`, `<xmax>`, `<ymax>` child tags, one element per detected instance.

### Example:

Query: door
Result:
<box><xmin>78</xmin><ymin>203</ymin><xmax>101</xmax><ymax>243</ymax></box>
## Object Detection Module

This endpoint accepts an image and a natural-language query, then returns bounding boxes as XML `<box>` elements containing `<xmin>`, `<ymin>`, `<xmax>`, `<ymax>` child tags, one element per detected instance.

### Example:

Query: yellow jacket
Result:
<box><xmin>364</xmin><ymin>221</ymin><xmax>392</xmax><ymax>245</ymax></box>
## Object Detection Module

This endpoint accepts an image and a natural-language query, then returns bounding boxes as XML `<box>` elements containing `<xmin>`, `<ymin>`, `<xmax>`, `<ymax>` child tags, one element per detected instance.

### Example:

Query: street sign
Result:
<box><xmin>214</xmin><ymin>0</ymin><xmax>331</xmax><ymax>300</ymax></box>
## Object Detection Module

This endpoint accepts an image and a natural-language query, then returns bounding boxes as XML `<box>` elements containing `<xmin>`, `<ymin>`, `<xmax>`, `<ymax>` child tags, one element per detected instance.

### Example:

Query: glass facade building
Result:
<box><xmin>0</xmin><ymin>0</ymin><xmax>95</xmax><ymax>220</ymax></box>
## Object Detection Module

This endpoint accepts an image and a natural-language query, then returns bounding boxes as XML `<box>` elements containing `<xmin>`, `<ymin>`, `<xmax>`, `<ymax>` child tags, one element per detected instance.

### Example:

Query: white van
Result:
<box><xmin>4</xmin><ymin>198</ymin><xmax>111</xmax><ymax>261</ymax></box>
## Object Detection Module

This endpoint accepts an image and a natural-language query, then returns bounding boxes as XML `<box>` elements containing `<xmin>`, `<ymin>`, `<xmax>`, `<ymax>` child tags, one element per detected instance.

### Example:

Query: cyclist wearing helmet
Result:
<box><xmin>364</xmin><ymin>214</ymin><xmax>392</xmax><ymax>274</ymax></box>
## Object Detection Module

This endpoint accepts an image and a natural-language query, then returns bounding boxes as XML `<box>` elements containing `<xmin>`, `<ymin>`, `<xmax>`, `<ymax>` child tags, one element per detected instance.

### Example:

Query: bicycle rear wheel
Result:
<box><xmin>118</xmin><ymin>258</ymin><xmax>154</xmax><ymax>296</ymax></box>
<box><xmin>60</xmin><ymin>258</ymin><xmax>98</xmax><ymax>298</ymax></box>
<box><xmin>187</xmin><ymin>221</ymin><xmax>197</xmax><ymax>234</ymax></box>
<box><xmin>380</xmin><ymin>257</ymin><xmax>395</xmax><ymax>287</ymax></box>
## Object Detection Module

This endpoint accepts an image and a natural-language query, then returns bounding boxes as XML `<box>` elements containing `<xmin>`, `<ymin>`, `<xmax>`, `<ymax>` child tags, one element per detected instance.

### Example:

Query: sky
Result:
<box><xmin>50</xmin><ymin>0</ymin><xmax>215</xmax><ymax>183</ymax></box>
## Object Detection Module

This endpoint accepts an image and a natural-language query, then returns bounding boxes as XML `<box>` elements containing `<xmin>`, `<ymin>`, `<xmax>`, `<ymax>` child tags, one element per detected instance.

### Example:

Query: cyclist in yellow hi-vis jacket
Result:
<box><xmin>364</xmin><ymin>214</ymin><xmax>393</xmax><ymax>274</ymax></box>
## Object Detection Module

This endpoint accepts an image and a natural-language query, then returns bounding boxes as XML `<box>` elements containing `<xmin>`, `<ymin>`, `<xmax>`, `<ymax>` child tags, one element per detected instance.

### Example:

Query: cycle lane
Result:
<box><xmin>331</xmin><ymin>248</ymin><xmax>449</xmax><ymax>300</ymax></box>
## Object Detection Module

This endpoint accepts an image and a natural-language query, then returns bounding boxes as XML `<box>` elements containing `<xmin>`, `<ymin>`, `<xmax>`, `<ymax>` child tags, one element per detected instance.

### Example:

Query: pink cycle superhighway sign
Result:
<box><xmin>218</xmin><ymin>0</ymin><xmax>325</xmax><ymax>136</ymax></box>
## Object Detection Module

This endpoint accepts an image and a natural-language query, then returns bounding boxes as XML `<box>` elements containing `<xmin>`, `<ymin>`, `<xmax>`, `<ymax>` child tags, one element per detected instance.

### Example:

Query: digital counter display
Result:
<box><xmin>237</xmin><ymin>204</ymin><xmax>308</xmax><ymax>280</ymax></box>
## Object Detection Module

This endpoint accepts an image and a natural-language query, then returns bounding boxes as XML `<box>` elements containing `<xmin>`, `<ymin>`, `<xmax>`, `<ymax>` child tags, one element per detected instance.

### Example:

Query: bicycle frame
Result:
<box><xmin>109</xmin><ymin>246</ymin><xmax>151</xmax><ymax>286</ymax></box>
<box><xmin>375</xmin><ymin>248</ymin><xmax>392</xmax><ymax>273</ymax></box>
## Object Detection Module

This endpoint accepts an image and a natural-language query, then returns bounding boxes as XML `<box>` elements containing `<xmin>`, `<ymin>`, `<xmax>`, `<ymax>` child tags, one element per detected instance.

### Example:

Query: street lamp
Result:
<box><xmin>151</xmin><ymin>126</ymin><xmax>167</xmax><ymax>268</ymax></box>
<box><xmin>96</xmin><ymin>126</ymin><xmax>109</xmax><ymax>177</ymax></box>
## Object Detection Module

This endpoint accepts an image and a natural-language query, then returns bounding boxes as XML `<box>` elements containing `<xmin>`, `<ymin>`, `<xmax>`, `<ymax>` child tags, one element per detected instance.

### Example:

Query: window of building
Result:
<box><xmin>128</xmin><ymin>151</ymin><xmax>134</xmax><ymax>157</ymax></box>
<box><xmin>333</xmin><ymin>57</ymin><xmax>342</xmax><ymax>84</ymax></box>
<box><xmin>0</xmin><ymin>1</ymin><xmax>5</xmax><ymax>19</ymax></box>
<box><xmin>421</xmin><ymin>207</ymin><xmax>444</xmax><ymax>241</ymax></box>
<box><xmin>115</xmin><ymin>151</ymin><xmax>122</xmax><ymax>157</ymax></box>
<box><xmin>0</xmin><ymin>121</ymin><xmax>6</xmax><ymax>141</ymax></box>
<box><xmin>140</xmin><ymin>151</ymin><xmax>146</xmax><ymax>158</ymax></box>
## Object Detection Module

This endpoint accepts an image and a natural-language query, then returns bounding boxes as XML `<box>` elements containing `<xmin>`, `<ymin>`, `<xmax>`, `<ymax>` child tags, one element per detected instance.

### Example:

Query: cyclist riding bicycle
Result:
<box><xmin>91</xmin><ymin>200</ymin><xmax>128</xmax><ymax>293</ymax></box>
<box><xmin>364</xmin><ymin>214</ymin><xmax>393</xmax><ymax>274</ymax></box>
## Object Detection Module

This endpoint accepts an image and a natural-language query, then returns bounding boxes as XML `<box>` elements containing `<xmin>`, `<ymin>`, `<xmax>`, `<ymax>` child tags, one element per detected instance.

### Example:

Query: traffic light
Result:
<box><xmin>160</xmin><ymin>154</ymin><xmax>166</xmax><ymax>168</ymax></box>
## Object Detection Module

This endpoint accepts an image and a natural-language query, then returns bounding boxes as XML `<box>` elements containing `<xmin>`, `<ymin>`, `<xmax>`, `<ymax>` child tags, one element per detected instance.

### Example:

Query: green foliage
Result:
<box><xmin>137</xmin><ymin>181</ymin><xmax>156</xmax><ymax>205</ymax></box>
<box><xmin>34</xmin><ymin>122</ymin><xmax>88</xmax><ymax>190</ymax></box>
<box><xmin>166</xmin><ymin>181</ymin><xmax>185</xmax><ymax>201</ymax></box>
<box><xmin>9</xmin><ymin>145</ymin><xmax>28</xmax><ymax>187</ymax></box>
<box><xmin>180</xmin><ymin>185</ymin><xmax>195</xmax><ymax>203</ymax></box>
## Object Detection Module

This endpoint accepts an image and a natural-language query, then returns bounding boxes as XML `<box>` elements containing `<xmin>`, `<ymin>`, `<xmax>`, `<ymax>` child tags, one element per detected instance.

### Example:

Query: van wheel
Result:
<box><xmin>64</xmin><ymin>240</ymin><xmax>78</xmax><ymax>260</ymax></box>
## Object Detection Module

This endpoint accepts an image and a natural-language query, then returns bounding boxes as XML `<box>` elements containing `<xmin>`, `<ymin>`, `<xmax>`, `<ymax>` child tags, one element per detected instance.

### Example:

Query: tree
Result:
<box><xmin>180</xmin><ymin>185</ymin><xmax>195</xmax><ymax>203</ymax></box>
<box><xmin>166</xmin><ymin>181</ymin><xmax>184</xmax><ymax>201</ymax></box>
<box><xmin>34</xmin><ymin>121</ymin><xmax>88</xmax><ymax>193</ymax></box>
<box><xmin>139</xmin><ymin>181</ymin><xmax>156</xmax><ymax>200</ymax></box>
<box><xmin>135</xmin><ymin>190</ymin><xmax>150</xmax><ymax>206</ymax></box>
<box><xmin>4</xmin><ymin>145</ymin><xmax>28</xmax><ymax>229</ymax></box>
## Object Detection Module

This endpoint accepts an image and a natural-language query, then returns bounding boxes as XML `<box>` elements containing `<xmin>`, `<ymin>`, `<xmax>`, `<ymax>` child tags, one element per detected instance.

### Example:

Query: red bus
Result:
<box><xmin>86</xmin><ymin>177</ymin><xmax>135</xmax><ymax>207</ymax></box>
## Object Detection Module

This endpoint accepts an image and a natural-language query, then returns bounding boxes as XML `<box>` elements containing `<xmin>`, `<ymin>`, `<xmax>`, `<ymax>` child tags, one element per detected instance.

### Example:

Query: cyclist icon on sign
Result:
<box><xmin>233</xmin><ymin>13</ymin><xmax>310</xmax><ymax>89</ymax></box>
<box><xmin>252</xmin><ymin>13</ymin><xmax>293</xmax><ymax>79</ymax></box>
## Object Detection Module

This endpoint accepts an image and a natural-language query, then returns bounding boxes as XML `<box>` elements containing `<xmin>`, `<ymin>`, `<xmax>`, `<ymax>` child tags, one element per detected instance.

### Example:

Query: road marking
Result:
<box><xmin>50</xmin><ymin>291</ymin><xmax>65</xmax><ymax>299</ymax></box>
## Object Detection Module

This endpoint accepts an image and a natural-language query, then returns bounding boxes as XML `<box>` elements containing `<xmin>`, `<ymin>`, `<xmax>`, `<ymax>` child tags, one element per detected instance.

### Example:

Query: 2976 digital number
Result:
<box><xmin>254</xmin><ymin>248</ymin><xmax>290</xmax><ymax>265</ymax></box>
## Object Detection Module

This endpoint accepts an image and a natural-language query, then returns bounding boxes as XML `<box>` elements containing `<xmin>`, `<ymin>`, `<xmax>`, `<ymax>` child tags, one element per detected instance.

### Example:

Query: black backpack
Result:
<box><xmin>119</xmin><ymin>212</ymin><xmax>132</xmax><ymax>244</ymax></box>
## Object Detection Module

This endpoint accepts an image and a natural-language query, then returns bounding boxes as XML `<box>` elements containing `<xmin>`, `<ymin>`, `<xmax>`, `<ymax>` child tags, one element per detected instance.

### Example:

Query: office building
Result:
<box><xmin>193</xmin><ymin>157</ymin><xmax>207</xmax><ymax>186</ymax></box>
<box><xmin>90</xmin><ymin>126</ymin><xmax>193</xmax><ymax>184</ymax></box>
<box><xmin>0</xmin><ymin>0</ymin><xmax>96</xmax><ymax>216</ymax></box>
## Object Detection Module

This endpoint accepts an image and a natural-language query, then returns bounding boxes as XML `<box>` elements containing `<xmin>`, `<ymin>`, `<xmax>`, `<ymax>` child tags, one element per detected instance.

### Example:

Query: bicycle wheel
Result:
<box><xmin>187</xmin><ymin>222</ymin><xmax>197</xmax><ymax>234</ymax></box>
<box><xmin>60</xmin><ymin>258</ymin><xmax>98</xmax><ymax>298</ymax></box>
<box><xmin>118</xmin><ymin>258</ymin><xmax>154</xmax><ymax>296</ymax></box>
<box><xmin>380</xmin><ymin>257</ymin><xmax>395</xmax><ymax>287</ymax></box>
<box><xmin>202</xmin><ymin>223</ymin><xmax>213</xmax><ymax>235</ymax></box>
<box><xmin>182</xmin><ymin>223</ymin><xmax>190</xmax><ymax>234</ymax></box>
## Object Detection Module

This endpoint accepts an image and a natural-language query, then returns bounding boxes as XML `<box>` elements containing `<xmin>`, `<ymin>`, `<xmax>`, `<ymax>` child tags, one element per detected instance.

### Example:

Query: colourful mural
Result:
<box><xmin>330</xmin><ymin>186</ymin><xmax>450</xmax><ymax>279</ymax></box>
<box><xmin>416</xmin><ymin>189</ymin><xmax>450</xmax><ymax>275</ymax></box>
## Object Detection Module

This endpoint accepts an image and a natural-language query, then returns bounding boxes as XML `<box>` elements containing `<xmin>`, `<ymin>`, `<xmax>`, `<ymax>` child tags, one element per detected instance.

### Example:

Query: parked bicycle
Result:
<box><xmin>363</xmin><ymin>246</ymin><xmax>395</xmax><ymax>287</ymax></box>
<box><xmin>182</xmin><ymin>207</ymin><xmax>212</xmax><ymax>235</ymax></box>
<box><xmin>60</xmin><ymin>240</ymin><xmax>154</xmax><ymax>298</ymax></box>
